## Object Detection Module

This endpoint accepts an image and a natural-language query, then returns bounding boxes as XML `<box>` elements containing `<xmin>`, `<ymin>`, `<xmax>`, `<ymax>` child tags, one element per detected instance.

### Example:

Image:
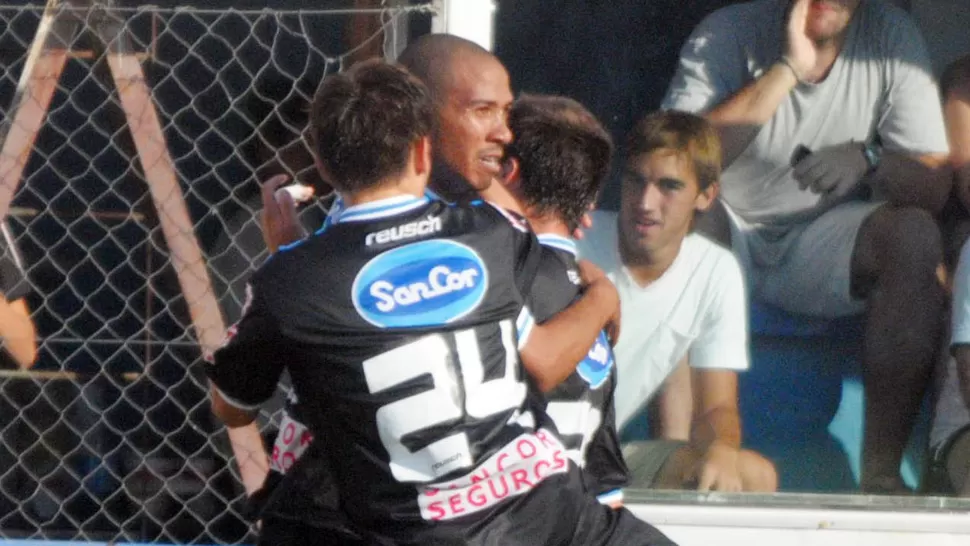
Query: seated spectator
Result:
<box><xmin>927</xmin><ymin>240</ymin><xmax>970</xmax><ymax>494</ymax></box>
<box><xmin>578</xmin><ymin>110</ymin><xmax>777</xmax><ymax>492</ymax></box>
<box><xmin>662</xmin><ymin>0</ymin><xmax>951</xmax><ymax>492</ymax></box>
<box><xmin>942</xmin><ymin>54</ymin><xmax>970</xmax><ymax>271</ymax></box>
<box><xmin>927</xmin><ymin>54</ymin><xmax>970</xmax><ymax>497</ymax></box>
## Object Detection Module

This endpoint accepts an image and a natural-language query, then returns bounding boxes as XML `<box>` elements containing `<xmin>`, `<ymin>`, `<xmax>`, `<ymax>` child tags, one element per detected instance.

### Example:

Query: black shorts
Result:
<box><xmin>258</xmin><ymin>514</ymin><xmax>365</xmax><ymax>546</ymax></box>
<box><xmin>401</xmin><ymin>468</ymin><xmax>676</xmax><ymax>546</ymax></box>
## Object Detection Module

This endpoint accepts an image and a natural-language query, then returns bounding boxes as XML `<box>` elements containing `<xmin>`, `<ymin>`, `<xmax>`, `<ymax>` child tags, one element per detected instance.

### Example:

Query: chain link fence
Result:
<box><xmin>0</xmin><ymin>1</ymin><xmax>434</xmax><ymax>543</ymax></box>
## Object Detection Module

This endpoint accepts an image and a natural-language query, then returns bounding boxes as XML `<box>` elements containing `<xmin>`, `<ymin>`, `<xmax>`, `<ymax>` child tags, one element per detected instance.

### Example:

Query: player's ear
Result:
<box><xmin>500</xmin><ymin>156</ymin><xmax>521</xmax><ymax>188</ymax></box>
<box><xmin>413</xmin><ymin>136</ymin><xmax>432</xmax><ymax>176</ymax></box>
<box><xmin>694</xmin><ymin>180</ymin><xmax>718</xmax><ymax>212</ymax></box>
<box><xmin>312</xmin><ymin>151</ymin><xmax>334</xmax><ymax>187</ymax></box>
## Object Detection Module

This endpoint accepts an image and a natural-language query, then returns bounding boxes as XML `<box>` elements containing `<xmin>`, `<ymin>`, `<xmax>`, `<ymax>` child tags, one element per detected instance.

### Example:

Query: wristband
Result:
<box><xmin>862</xmin><ymin>141</ymin><xmax>883</xmax><ymax>175</ymax></box>
<box><xmin>778</xmin><ymin>56</ymin><xmax>804</xmax><ymax>84</ymax></box>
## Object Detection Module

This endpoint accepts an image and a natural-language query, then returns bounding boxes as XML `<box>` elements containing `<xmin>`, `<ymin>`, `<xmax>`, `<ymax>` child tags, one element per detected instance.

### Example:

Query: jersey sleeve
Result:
<box><xmin>582</xmin><ymin>388</ymin><xmax>630</xmax><ymax>501</ymax></box>
<box><xmin>206</xmin><ymin>282</ymin><xmax>287</xmax><ymax>410</ymax></box>
<box><xmin>687</xmin><ymin>251</ymin><xmax>749</xmax><ymax>371</ymax></box>
<box><xmin>660</xmin><ymin>7</ymin><xmax>749</xmax><ymax>114</ymax></box>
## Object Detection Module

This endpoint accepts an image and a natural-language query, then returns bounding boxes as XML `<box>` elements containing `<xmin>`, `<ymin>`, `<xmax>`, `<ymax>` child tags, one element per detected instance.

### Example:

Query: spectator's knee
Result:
<box><xmin>874</xmin><ymin>207</ymin><xmax>942</xmax><ymax>278</ymax></box>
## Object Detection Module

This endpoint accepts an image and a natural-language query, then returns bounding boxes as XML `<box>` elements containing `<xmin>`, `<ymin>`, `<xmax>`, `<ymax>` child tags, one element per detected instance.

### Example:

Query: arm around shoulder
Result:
<box><xmin>520</xmin><ymin>276</ymin><xmax>619</xmax><ymax>392</ymax></box>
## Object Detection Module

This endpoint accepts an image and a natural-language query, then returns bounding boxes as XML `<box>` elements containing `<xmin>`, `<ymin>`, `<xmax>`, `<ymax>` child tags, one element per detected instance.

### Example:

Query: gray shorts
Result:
<box><xmin>726</xmin><ymin>200</ymin><xmax>884</xmax><ymax>318</ymax></box>
<box><xmin>927</xmin><ymin>424</ymin><xmax>970</xmax><ymax>494</ymax></box>
<box><xmin>621</xmin><ymin>440</ymin><xmax>687</xmax><ymax>488</ymax></box>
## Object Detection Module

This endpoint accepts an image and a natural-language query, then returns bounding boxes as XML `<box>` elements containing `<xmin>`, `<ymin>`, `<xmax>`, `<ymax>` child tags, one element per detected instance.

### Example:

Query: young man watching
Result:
<box><xmin>208</xmin><ymin>60</ymin><xmax>673</xmax><ymax>545</ymax></box>
<box><xmin>578</xmin><ymin>110</ymin><xmax>777</xmax><ymax>492</ymax></box>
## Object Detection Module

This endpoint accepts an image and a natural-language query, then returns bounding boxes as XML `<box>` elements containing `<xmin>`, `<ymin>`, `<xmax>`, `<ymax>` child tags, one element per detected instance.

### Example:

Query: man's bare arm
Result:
<box><xmin>690</xmin><ymin>369</ymin><xmax>742</xmax><ymax>452</ymax></box>
<box><xmin>210</xmin><ymin>387</ymin><xmax>270</xmax><ymax>496</ymax></box>
<box><xmin>0</xmin><ymin>297</ymin><xmax>36</xmax><ymax>369</ymax></box>
<box><xmin>690</xmin><ymin>368</ymin><xmax>744</xmax><ymax>492</ymax></box>
<box><xmin>519</xmin><ymin>275</ymin><xmax>618</xmax><ymax>393</ymax></box>
<box><xmin>651</xmin><ymin>357</ymin><xmax>693</xmax><ymax>441</ymax></box>
<box><xmin>945</xmin><ymin>79</ymin><xmax>970</xmax><ymax>212</ymax></box>
<box><xmin>867</xmin><ymin>152</ymin><xmax>952</xmax><ymax>213</ymax></box>
<box><xmin>707</xmin><ymin>64</ymin><xmax>799</xmax><ymax>165</ymax></box>
<box><xmin>705</xmin><ymin>0</ymin><xmax>814</xmax><ymax>164</ymax></box>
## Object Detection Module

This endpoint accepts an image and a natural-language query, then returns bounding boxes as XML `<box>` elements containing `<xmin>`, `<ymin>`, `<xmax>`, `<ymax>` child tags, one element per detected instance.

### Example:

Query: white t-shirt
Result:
<box><xmin>931</xmin><ymin>240</ymin><xmax>970</xmax><ymax>451</ymax></box>
<box><xmin>577</xmin><ymin>211</ymin><xmax>750</xmax><ymax>428</ymax></box>
<box><xmin>662</xmin><ymin>0</ymin><xmax>948</xmax><ymax>226</ymax></box>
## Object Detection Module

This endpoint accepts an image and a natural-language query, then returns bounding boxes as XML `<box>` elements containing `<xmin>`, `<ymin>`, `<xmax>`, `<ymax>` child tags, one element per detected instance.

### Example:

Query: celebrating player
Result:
<box><xmin>207</xmin><ymin>61</ymin><xmax>674</xmax><ymax>544</ymax></box>
<box><xmin>490</xmin><ymin>93</ymin><xmax>628</xmax><ymax>506</ymax></box>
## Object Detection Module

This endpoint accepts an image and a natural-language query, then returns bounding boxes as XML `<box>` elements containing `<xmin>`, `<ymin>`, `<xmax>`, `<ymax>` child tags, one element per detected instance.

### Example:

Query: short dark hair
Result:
<box><xmin>308</xmin><ymin>60</ymin><xmax>433</xmax><ymax>193</ymax></box>
<box><xmin>505</xmin><ymin>94</ymin><xmax>613</xmax><ymax>231</ymax></box>
<box><xmin>626</xmin><ymin>110</ymin><xmax>721</xmax><ymax>191</ymax></box>
<box><xmin>398</xmin><ymin>33</ymin><xmax>492</xmax><ymax>101</ymax></box>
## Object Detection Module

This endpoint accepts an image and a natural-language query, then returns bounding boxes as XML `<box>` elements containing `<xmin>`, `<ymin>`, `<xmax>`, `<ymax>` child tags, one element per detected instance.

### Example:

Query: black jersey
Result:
<box><xmin>527</xmin><ymin>234</ymin><xmax>629</xmax><ymax>502</ymax></box>
<box><xmin>208</xmin><ymin>194</ymin><xmax>576</xmax><ymax>539</ymax></box>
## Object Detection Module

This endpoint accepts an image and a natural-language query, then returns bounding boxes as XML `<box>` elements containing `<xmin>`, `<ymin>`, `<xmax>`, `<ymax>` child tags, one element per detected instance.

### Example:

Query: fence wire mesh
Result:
<box><xmin>0</xmin><ymin>2</ymin><xmax>434</xmax><ymax>543</ymax></box>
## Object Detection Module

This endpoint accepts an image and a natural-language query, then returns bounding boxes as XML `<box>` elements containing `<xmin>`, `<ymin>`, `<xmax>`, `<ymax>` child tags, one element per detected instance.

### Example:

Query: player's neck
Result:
<box><xmin>340</xmin><ymin>177</ymin><xmax>426</xmax><ymax>207</ymax></box>
<box><xmin>526</xmin><ymin>213</ymin><xmax>571</xmax><ymax>238</ymax></box>
<box><xmin>620</xmin><ymin>236</ymin><xmax>683</xmax><ymax>287</ymax></box>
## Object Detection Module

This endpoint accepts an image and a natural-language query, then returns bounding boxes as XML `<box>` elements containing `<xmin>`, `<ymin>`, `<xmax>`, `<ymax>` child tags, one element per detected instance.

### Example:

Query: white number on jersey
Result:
<box><xmin>363</xmin><ymin>319</ymin><xmax>526</xmax><ymax>482</ymax></box>
<box><xmin>544</xmin><ymin>400</ymin><xmax>602</xmax><ymax>466</ymax></box>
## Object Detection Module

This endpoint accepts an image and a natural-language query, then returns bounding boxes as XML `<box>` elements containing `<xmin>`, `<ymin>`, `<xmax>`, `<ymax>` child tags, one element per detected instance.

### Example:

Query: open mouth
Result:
<box><xmin>479</xmin><ymin>155</ymin><xmax>503</xmax><ymax>176</ymax></box>
<box><xmin>634</xmin><ymin>218</ymin><xmax>662</xmax><ymax>234</ymax></box>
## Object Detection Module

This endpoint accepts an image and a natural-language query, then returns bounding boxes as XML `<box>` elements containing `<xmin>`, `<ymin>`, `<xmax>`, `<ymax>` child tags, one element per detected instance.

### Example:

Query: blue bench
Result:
<box><xmin>740</xmin><ymin>302</ymin><xmax>929</xmax><ymax>492</ymax></box>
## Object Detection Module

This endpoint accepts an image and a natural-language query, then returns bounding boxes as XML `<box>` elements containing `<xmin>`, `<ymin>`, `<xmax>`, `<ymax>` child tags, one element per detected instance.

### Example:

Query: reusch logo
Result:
<box><xmin>577</xmin><ymin>330</ymin><xmax>614</xmax><ymax>389</ymax></box>
<box><xmin>365</xmin><ymin>216</ymin><xmax>442</xmax><ymax>246</ymax></box>
<box><xmin>352</xmin><ymin>240</ymin><xmax>489</xmax><ymax>328</ymax></box>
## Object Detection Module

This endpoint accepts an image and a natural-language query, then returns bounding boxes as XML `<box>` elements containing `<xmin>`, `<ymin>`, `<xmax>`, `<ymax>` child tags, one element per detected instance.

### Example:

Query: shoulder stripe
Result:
<box><xmin>487</xmin><ymin>202</ymin><xmax>530</xmax><ymax>233</ymax></box>
<box><xmin>537</xmin><ymin>234</ymin><xmax>577</xmax><ymax>256</ymax></box>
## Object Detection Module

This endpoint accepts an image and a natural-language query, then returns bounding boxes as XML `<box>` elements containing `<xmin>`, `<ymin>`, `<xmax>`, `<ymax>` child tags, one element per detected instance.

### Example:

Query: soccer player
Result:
<box><xmin>208</xmin><ymin>61</ymin><xmax>674</xmax><ymax>545</ymax></box>
<box><xmin>250</xmin><ymin>34</ymin><xmax>598</xmax><ymax>537</ymax></box>
<box><xmin>494</xmin><ymin>93</ymin><xmax>628</xmax><ymax>506</ymax></box>
<box><xmin>249</xmin><ymin>33</ymin><xmax>519</xmax><ymax>539</ymax></box>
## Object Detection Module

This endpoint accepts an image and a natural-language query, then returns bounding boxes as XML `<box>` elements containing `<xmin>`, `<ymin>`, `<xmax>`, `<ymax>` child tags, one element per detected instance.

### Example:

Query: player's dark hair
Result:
<box><xmin>627</xmin><ymin>110</ymin><xmax>721</xmax><ymax>191</ymax></box>
<box><xmin>398</xmin><ymin>33</ymin><xmax>492</xmax><ymax>102</ymax></box>
<box><xmin>308</xmin><ymin>60</ymin><xmax>433</xmax><ymax>193</ymax></box>
<box><xmin>505</xmin><ymin>94</ymin><xmax>613</xmax><ymax>232</ymax></box>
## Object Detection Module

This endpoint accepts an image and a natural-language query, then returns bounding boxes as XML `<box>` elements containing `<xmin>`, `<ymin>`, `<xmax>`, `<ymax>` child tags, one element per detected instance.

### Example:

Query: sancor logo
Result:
<box><xmin>352</xmin><ymin>240</ymin><xmax>488</xmax><ymax>328</ymax></box>
<box><xmin>577</xmin><ymin>330</ymin><xmax>613</xmax><ymax>389</ymax></box>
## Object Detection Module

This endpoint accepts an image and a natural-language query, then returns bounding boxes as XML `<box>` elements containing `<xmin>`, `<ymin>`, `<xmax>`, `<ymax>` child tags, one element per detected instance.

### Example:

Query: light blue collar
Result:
<box><xmin>537</xmin><ymin>233</ymin><xmax>577</xmax><ymax>256</ymax></box>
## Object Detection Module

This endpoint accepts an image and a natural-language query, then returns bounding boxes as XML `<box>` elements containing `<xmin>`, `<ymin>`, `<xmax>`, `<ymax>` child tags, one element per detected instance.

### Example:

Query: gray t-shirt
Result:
<box><xmin>662</xmin><ymin>0</ymin><xmax>948</xmax><ymax>225</ymax></box>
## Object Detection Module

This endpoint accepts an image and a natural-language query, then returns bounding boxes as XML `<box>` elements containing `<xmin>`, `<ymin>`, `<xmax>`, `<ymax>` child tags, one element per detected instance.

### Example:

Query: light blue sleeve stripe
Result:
<box><xmin>596</xmin><ymin>488</ymin><xmax>624</xmax><ymax>505</ymax></box>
